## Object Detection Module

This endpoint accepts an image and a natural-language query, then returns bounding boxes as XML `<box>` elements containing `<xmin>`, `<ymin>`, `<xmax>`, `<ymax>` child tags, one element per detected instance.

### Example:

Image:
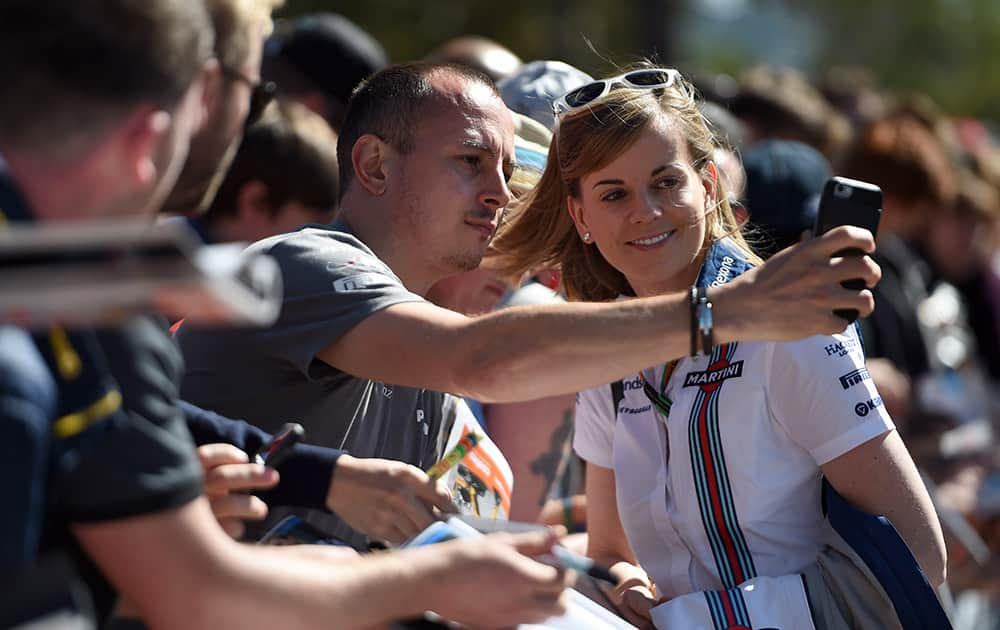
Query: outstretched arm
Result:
<box><xmin>319</xmin><ymin>227</ymin><xmax>880</xmax><ymax>402</ymax></box>
<box><xmin>73</xmin><ymin>497</ymin><xmax>572</xmax><ymax>630</ymax></box>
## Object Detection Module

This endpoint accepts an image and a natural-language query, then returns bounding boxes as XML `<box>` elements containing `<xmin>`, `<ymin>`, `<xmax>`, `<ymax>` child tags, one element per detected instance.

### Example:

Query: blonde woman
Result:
<box><xmin>490</xmin><ymin>68</ymin><xmax>946</xmax><ymax>629</ymax></box>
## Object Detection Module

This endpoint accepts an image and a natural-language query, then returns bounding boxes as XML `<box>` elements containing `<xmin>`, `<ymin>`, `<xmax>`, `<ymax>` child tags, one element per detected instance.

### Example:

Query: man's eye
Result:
<box><xmin>461</xmin><ymin>155</ymin><xmax>480</xmax><ymax>168</ymax></box>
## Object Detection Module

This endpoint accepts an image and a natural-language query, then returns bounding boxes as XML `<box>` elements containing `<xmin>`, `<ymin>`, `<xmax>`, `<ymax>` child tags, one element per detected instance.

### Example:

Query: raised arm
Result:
<box><xmin>319</xmin><ymin>226</ymin><xmax>880</xmax><ymax>402</ymax></box>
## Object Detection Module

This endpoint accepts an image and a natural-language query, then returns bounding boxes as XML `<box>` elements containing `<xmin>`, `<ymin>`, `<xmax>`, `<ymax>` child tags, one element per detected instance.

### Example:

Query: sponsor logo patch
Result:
<box><xmin>332</xmin><ymin>272</ymin><xmax>385</xmax><ymax>292</ymax></box>
<box><xmin>620</xmin><ymin>405</ymin><xmax>652</xmax><ymax>415</ymax></box>
<box><xmin>711</xmin><ymin>256</ymin><xmax>737</xmax><ymax>287</ymax></box>
<box><xmin>855</xmin><ymin>396</ymin><xmax>883</xmax><ymax>417</ymax></box>
<box><xmin>839</xmin><ymin>367</ymin><xmax>871</xmax><ymax>390</ymax></box>
<box><xmin>683</xmin><ymin>360</ymin><xmax>744</xmax><ymax>387</ymax></box>
<box><xmin>824</xmin><ymin>337</ymin><xmax>860</xmax><ymax>358</ymax></box>
<box><xmin>623</xmin><ymin>376</ymin><xmax>643</xmax><ymax>392</ymax></box>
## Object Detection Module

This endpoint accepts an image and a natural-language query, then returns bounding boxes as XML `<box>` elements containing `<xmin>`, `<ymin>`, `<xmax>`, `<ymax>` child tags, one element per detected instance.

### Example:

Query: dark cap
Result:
<box><xmin>742</xmin><ymin>140</ymin><xmax>832</xmax><ymax>257</ymax></box>
<box><xmin>266</xmin><ymin>13</ymin><xmax>387</xmax><ymax>108</ymax></box>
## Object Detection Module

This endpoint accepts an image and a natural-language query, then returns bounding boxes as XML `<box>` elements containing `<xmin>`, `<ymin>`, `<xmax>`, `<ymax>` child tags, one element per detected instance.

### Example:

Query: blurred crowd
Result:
<box><xmin>2</xmin><ymin>1</ymin><xmax>1000</xmax><ymax>629</ymax></box>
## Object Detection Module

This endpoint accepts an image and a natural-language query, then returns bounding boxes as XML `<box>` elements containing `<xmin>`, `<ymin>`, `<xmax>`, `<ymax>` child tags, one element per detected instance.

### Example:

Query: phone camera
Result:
<box><xmin>833</xmin><ymin>183</ymin><xmax>853</xmax><ymax>199</ymax></box>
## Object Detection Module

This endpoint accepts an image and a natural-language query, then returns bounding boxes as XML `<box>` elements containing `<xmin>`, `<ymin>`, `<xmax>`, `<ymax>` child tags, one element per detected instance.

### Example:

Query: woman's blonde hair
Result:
<box><xmin>489</xmin><ymin>67</ymin><xmax>760</xmax><ymax>301</ymax></box>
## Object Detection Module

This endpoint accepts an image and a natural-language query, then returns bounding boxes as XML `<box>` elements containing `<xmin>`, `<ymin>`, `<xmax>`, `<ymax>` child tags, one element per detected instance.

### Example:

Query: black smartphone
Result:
<box><xmin>812</xmin><ymin>177</ymin><xmax>882</xmax><ymax>322</ymax></box>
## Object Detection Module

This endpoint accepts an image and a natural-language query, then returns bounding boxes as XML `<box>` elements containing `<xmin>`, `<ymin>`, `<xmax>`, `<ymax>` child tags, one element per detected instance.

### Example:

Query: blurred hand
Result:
<box><xmin>429</xmin><ymin>529</ymin><xmax>575</xmax><ymax>629</ymax></box>
<box><xmin>197</xmin><ymin>443</ymin><xmax>279</xmax><ymax>539</ymax></box>
<box><xmin>538</xmin><ymin>495</ymin><xmax>587</xmax><ymax>530</ymax></box>
<box><xmin>609</xmin><ymin>578</ymin><xmax>657</xmax><ymax>630</ymax></box>
<box><xmin>720</xmin><ymin>225</ymin><xmax>881</xmax><ymax>341</ymax></box>
<box><xmin>326</xmin><ymin>454</ymin><xmax>457</xmax><ymax>544</ymax></box>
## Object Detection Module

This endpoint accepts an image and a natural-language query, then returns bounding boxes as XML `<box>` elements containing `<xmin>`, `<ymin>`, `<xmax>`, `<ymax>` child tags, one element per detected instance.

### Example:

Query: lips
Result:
<box><xmin>628</xmin><ymin>229</ymin><xmax>675</xmax><ymax>247</ymax></box>
<box><xmin>465</xmin><ymin>219</ymin><xmax>497</xmax><ymax>238</ymax></box>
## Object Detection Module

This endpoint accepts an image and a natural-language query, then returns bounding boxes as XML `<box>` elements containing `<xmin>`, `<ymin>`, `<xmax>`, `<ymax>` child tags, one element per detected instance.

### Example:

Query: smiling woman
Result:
<box><xmin>490</xmin><ymin>67</ymin><xmax>755</xmax><ymax>303</ymax></box>
<box><xmin>488</xmin><ymin>66</ymin><xmax>947</xmax><ymax>630</ymax></box>
<box><xmin>566</xmin><ymin>118</ymin><xmax>720</xmax><ymax>298</ymax></box>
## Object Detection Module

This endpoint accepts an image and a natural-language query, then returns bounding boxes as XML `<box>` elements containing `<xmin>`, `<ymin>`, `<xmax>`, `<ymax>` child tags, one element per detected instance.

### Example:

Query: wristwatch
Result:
<box><xmin>692</xmin><ymin>286</ymin><xmax>714</xmax><ymax>356</ymax></box>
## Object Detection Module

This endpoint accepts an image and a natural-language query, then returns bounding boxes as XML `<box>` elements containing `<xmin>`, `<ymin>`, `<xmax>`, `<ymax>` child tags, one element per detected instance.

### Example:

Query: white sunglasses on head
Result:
<box><xmin>552</xmin><ymin>68</ymin><xmax>685</xmax><ymax>116</ymax></box>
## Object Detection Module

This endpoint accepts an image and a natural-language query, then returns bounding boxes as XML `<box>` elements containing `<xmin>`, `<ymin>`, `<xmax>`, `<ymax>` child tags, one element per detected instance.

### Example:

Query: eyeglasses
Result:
<box><xmin>220</xmin><ymin>65</ymin><xmax>277</xmax><ymax>127</ymax></box>
<box><xmin>552</xmin><ymin>68</ymin><xmax>685</xmax><ymax>116</ymax></box>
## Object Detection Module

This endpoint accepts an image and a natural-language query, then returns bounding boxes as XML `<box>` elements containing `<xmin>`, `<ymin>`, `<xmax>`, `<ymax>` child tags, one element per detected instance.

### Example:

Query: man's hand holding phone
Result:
<box><xmin>719</xmin><ymin>225</ymin><xmax>880</xmax><ymax>341</ymax></box>
<box><xmin>812</xmin><ymin>176</ymin><xmax>883</xmax><ymax>323</ymax></box>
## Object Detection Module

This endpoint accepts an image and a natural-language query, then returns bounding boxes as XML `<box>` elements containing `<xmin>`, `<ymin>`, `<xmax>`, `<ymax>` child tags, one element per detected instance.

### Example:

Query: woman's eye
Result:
<box><xmin>601</xmin><ymin>190</ymin><xmax>625</xmax><ymax>202</ymax></box>
<box><xmin>656</xmin><ymin>177</ymin><xmax>680</xmax><ymax>189</ymax></box>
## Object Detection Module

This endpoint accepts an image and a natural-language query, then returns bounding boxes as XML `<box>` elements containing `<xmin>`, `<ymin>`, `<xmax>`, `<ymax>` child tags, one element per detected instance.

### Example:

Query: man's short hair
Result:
<box><xmin>203</xmin><ymin>100</ymin><xmax>339</xmax><ymax>224</ymax></box>
<box><xmin>336</xmin><ymin>62</ymin><xmax>500</xmax><ymax>200</ymax></box>
<box><xmin>206</xmin><ymin>0</ymin><xmax>283</xmax><ymax>72</ymax></box>
<box><xmin>0</xmin><ymin>0</ymin><xmax>213</xmax><ymax>157</ymax></box>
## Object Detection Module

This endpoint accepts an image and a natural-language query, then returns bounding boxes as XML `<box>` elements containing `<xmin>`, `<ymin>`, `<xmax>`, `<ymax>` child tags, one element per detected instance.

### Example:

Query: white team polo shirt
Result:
<box><xmin>574</xmin><ymin>325</ymin><xmax>894</xmax><ymax>599</ymax></box>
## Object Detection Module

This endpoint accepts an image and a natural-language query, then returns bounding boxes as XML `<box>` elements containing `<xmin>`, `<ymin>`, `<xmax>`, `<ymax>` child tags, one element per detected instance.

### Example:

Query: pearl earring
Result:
<box><xmin>583</xmin><ymin>232</ymin><xmax>591</xmax><ymax>243</ymax></box>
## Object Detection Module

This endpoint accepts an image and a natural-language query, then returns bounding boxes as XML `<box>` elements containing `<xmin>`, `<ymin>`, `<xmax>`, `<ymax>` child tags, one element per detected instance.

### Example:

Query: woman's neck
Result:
<box><xmin>629</xmin><ymin>246</ymin><xmax>710</xmax><ymax>298</ymax></box>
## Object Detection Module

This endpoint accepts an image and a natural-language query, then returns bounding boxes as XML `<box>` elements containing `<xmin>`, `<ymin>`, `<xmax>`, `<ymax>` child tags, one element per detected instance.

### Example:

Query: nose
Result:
<box><xmin>630</xmin><ymin>191</ymin><xmax>664</xmax><ymax>223</ymax></box>
<box><xmin>478</xmin><ymin>166</ymin><xmax>512</xmax><ymax>213</ymax></box>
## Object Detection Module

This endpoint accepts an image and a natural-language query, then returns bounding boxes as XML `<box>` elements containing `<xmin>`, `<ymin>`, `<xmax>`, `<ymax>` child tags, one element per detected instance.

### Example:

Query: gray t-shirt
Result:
<box><xmin>177</xmin><ymin>224</ymin><xmax>447</xmax><ymax>546</ymax></box>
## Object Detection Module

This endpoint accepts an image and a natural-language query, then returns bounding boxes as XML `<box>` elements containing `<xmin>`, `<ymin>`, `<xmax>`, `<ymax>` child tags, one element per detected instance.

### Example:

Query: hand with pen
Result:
<box><xmin>421</xmin><ymin>528</ymin><xmax>577</xmax><ymax>629</ymax></box>
<box><xmin>326</xmin><ymin>454</ymin><xmax>458</xmax><ymax>544</ymax></box>
<box><xmin>196</xmin><ymin>423</ymin><xmax>302</xmax><ymax>539</ymax></box>
<box><xmin>324</xmin><ymin>432</ymin><xmax>474</xmax><ymax>544</ymax></box>
<box><xmin>197</xmin><ymin>443</ymin><xmax>279</xmax><ymax>539</ymax></box>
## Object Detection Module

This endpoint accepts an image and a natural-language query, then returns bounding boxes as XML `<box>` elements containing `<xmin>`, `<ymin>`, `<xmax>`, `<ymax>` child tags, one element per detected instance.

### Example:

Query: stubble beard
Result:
<box><xmin>443</xmin><ymin>248</ymin><xmax>486</xmax><ymax>273</ymax></box>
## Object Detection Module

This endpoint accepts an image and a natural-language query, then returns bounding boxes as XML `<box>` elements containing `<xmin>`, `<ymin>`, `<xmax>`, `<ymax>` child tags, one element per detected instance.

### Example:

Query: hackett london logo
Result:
<box><xmin>824</xmin><ymin>337</ymin><xmax>859</xmax><ymax>358</ymax></box>
<box><xmin>683</xmin><ymin>360</ymin><xmax>744</xmax><ymax>387</ymax></box>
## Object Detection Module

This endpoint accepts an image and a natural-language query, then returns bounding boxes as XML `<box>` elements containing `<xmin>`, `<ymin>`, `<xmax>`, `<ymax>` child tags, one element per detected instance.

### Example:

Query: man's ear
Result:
<box><xmin>733</xmin><ymin>202</ymin><xmax>749</xmax><ymax>226</ymax></box>
<box><xmin>351</xmin><ymin>134</ymin><xmax>393</xmax><ymax>196</ymax></box>
<box><xmin>702</xmin><ymin>161</ymin><xmax>719</xmax><ymax>208</ymax></box>
<box><xmin>197</xmin><ymin>59</ymin><xmax>222</xmax><ymax>134</ymax></box>
<box><xmin>565</xmin><ymin>195</ymin><xmax>590</xmax><ymax>241</ymax></box>
<box><xmin>235</xmin><ymin>180</ymin><xmax>271</xmax><ymax>225</ymax></box>
<box><xmin>118</xmin><ymin>105</ymin><xmax>172</xmax><ymax>188</ymax></box>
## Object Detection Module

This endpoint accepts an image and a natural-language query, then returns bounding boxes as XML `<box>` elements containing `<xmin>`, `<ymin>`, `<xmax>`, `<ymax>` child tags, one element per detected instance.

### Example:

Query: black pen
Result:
<box><xmin>549</xmin><ymin>545</ymin><xmax>616</xmax><ymax>584</ymax></box>
<box><xmin>254</xmin><ymin>422</ymin><xmax>304</xmax><ymax>469</ymax></box>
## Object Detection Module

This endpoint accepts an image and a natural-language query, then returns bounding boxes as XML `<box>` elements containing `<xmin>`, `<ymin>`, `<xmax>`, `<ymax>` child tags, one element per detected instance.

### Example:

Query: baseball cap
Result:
<box><xmin>498</xmin><ymin>60</ymin><xmax>594</xmax><ymax>131</ymax></box>
<box><xmin>742</xmin><ymin>140</ymin><xmax>832</xmax><ymax>257</ymax></box>
<box><xmin>265</xmin><ymin>13</ymin><xmax>387</xmax><ymax>108</ymax></box>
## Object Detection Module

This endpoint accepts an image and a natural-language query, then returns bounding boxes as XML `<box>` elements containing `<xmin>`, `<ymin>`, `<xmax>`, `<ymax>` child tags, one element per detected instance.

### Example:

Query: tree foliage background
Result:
<box><xmin>279</xmin><ymin>0</ymin><xmax>1000</xmax><ymax>123</ymax></box>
